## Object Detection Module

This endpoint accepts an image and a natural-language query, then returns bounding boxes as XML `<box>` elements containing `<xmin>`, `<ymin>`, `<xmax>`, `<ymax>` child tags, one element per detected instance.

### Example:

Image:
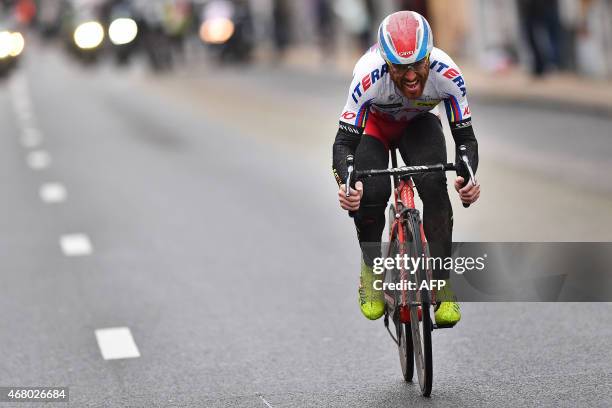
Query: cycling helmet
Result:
<box><xmin>377</xmin><ymin>11</ymin><xmax>433</xmax><ymax>65</ymax></box>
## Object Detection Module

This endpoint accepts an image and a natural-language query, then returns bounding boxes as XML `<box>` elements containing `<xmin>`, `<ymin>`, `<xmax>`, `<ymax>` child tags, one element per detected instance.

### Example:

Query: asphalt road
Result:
<box><xmin>0</xmin><ymin>43</ymin><xmax>611</xmax><ymax>407</ymax></box>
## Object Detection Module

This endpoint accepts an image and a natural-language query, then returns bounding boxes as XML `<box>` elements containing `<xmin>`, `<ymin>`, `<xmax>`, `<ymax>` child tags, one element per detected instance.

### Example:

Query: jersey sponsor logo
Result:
<box><xmin>415</xmin><ymin>101</ymin><xmax>439</xmax><ymax>107</ymax></box>
<box><xmin>453</xmin><ymin>119</ymin><xmax>472</xmax><ymax>129</ymax></box>
<box><xmin>332</xmin><ymin>168</ymin><xmax>342</xmax><ymax>186</ymax></box>
<box><xmin>339</xmin><ymin>123</ymin><xmax>361</xmax><ymax>134</ymax></box>
<box><xmin>373</xmin><ymin>103</ymin><xmax>402</xmax><ymax>109</ymax></box>
<box><xmin>464</xmin><ymin>106</ymin><xmax>471</xmax><ymax>116</ymax></box>
<box><xmin>430</xmin><ymin>60</ymin><xmax>467</xmax><ymax>97</ymax></box>
<box><xmin>351</xmin><ymin>63</ymin><xmax>389</xmax><ymax>103</ymax></box>
<box><xmin>341</xmin><ymin>111</ymin><xmax>357</xmax><ymax>120</ymax></box>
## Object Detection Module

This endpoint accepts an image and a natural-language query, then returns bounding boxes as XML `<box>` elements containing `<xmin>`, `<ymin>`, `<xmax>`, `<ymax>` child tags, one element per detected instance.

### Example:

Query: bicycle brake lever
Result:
<box><xmin>346</xmin><ymin>155</ymin><xmax>357</xmax><ymax>218</ymax></box>
<box><xmin>346</xmin><ymin>155</ymin><xmax>354</xmax><ymax>198</ymax></box>
<box><xmin>458</xmin><ymin>146</ymin><xmax>477</xmax><ymax>208</ymax></box>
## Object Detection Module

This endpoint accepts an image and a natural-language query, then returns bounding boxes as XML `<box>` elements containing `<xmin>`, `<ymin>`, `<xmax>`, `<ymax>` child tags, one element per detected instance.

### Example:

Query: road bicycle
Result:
<box><xmin>346</xmin><ymin>145</ymin><xmax>475</xmax><ymax>396</ymax></box>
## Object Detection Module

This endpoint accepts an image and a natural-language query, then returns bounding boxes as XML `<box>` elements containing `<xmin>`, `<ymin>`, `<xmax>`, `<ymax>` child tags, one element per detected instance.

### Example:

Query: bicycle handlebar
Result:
<box><xmin>354</xmin><ymin>163</ymin><xmax>456</xmax><ymax>179</ymax></box>
<box><xmin>345</xmin><ymin>145</ymin><xmax>476</xmax><ymax>213</ymax></box>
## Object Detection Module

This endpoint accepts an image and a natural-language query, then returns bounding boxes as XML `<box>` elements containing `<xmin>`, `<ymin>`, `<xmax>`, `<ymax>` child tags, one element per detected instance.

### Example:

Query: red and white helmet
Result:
<box><xmin>377</xmin><ymin>11</ymin><xmax>433</xmax><ymax>65</ymax></box>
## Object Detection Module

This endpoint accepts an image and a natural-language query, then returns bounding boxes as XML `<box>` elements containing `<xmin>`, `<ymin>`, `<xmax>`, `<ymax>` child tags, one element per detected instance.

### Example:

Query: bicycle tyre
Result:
<box><xmin>405</xmin><ymin>213</ymin><xmax>433</xmax><ymax>396</ymax></box>
<box><xmin>388</xmin><ymin>206</ymin><xmax>414</xmax><ymax>382</ymax></box>
<box><xmin>398</xmin><ymin>322</ymin><xmax>414</xmax><ymax>382</ymax></box>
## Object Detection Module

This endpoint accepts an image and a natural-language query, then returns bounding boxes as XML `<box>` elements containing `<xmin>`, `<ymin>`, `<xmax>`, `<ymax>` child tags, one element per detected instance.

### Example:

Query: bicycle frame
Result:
<box><xmin>386</xmin><ymin>148</ymin><xmax>432</xmax><ymax>322</ymax></box>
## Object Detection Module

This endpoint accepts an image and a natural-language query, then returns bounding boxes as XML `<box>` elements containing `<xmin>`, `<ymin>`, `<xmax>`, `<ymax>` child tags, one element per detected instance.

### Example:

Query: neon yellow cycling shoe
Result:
<box><xmin>434</xmin><ymin>280</ymin><xmax>461</xmax><ymax>327</ymax></box>
<box><xmin>358</xmin><ymin>260</ymin><xmax>385</xmax><ymax>320</ymax></box>
<box><xmin>434</xmin><ymin>301</ymin><xmax>461</xmax><ymax>327</ymax></box>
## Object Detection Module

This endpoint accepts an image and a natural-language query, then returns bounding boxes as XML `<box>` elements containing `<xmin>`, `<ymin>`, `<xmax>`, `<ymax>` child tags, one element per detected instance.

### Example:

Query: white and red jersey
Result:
<box><xmin>338</xmin><ymin>46</ymin><xmax>471</xmax><ymax>132</ymax></box>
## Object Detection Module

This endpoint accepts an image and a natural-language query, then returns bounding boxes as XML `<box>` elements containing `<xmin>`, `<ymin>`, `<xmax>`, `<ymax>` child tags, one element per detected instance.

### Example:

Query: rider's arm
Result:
<box><xmin>332</xmin><ymin>49</ymin><xmax>384</xmax><ymax>186</ymax></box>
<box><xmin>449</xmin><ymin>119</ymin><xmax>478</xmax><ymax>176</ymax></box>
<box><xmin>332</xmin><ymin>124</ymin><xmax>362</xmax><ymax>187</ymax></box>
<box><xmin>432</xmin><ymin>50</ymin><xmax>479</xmax><ymax>177</ymax></box>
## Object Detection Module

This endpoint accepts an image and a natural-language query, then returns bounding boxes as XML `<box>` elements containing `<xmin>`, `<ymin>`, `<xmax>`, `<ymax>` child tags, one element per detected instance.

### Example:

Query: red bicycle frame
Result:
<box><xmin>387</xmin><ymin>148</ymin><xmax>431</xmax><ymax>323</ymax></box>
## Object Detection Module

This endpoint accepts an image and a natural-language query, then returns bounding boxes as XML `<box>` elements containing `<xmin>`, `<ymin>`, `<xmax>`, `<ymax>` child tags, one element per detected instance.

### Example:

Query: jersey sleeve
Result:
<box><xmin>338</xmin><ymin>52</ymin><xmax>385</xmax><ymax>134</ymax></box>
<box><xmin>429</xmin><ymin>49</ymin><xmax>478</xmax><ymax>175</ymax></box>
<box><xmin>430</xmin><ymin>51</ymin><xmax>472</xmax><ymax>130</ymax></box>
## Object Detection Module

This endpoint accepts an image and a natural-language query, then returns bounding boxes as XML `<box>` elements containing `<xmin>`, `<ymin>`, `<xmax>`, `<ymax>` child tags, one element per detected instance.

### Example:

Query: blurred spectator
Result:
<box><xmin>163</xmin><ymin>0</ymin><xmax>195</xmax><ymax>62</ymax></box>
<box><xmin>314</xmin><ymin>0</ymin><xmax>335</xmax><ymax>58</ymax></box>
<box><xmin>359</xmin><ymin>0</ymin><xmax>375</xmax><ymax>49</ymax></box>
<box><xmin>396</xmin><ymin>0</ymin><xmax>430</xmax><ymax>20</ymax></box>
<box><xmin>332</xmin><ymin>0</ymin><xmax>374</xmax><ymax>52</ymax></box>
<box><xmin>272</xmin><ymin>0</ymin><xmax>291</xmax><ymax>56</ymax></box>
<box><xmin>517</xmin><ymin>0</ymin><xmax>562</xmax><ymax>76</ymax></box>
<box><xmin>15</xmin><ymin>0</ymin><xmax>36</xmax><ymax>25</ymax></box>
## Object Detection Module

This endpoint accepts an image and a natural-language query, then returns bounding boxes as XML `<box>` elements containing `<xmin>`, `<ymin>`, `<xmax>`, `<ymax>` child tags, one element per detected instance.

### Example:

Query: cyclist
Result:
<box><xmin>332</xmin><ymin>11</ymin><xmax>480</xmax><ymax>324</ymax></box>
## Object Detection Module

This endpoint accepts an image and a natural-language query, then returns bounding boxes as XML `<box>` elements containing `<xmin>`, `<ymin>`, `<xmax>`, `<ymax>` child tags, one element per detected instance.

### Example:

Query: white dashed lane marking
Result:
<box><xmin>257</xmin><ymin>394</ymin><xmax>274</xmax><ymax>408</ymax></box>
<box><xmin>20</xmin><ymin>127</ymin><xmax>43</xmax><ymax>148</ymax></box>
<box><xmin>95</xmin><ymin>327</ymin><xmax>141</xmax><ymax>360</ymax></box>
<box><xmin>26</xmin><ymin>150</ymin><xmax>51</xmax><ymax>170</ymax></box>
<box><xmin>59</xmin><ymin>234</ymin><xmax>93</xmax><ymax>256</ymax></box>
<box><xmin>39</xmin><ymin>183</ymin><xmax>67</xmax><ymax>203</ymax></box>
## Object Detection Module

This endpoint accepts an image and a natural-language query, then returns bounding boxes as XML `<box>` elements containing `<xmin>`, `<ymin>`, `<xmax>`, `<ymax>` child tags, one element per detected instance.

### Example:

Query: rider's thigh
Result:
<box><xmin>355</xmin><ymin>134</ymin><xmax>391</xmax><ymax>208</ymax></box>
<box><xmin>398</xmin><ymin>114</ymin><xmax>452</xmax><ymax>278</ymax></box>
<box><xmin>397</xmin><ymin>113</ymin><xmax>450</xmax><ymax>197</ymax></box>
<box><xmin>354</xmin><ymin>135</ymin><xmax>390</xmax><ymax>252</ymax></box>
<box><xmin>397</xmin><ymin>113</ymin><xmax>447</xmax><ymax>166</ymax></box>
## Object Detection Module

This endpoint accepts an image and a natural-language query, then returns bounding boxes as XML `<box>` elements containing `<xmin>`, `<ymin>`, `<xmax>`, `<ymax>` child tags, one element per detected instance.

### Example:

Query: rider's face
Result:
<box><xmin>388</xmin><ymin>57</ymin><xmax>430</xmax><ymax>99</ymax></box>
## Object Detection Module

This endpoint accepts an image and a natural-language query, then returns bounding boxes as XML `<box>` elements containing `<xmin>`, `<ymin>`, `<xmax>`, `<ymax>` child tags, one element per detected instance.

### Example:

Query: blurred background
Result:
<box><xmin>0</xmin><ymin>0</ymin><xmax>611</xmax><ymax>406</ymax></box>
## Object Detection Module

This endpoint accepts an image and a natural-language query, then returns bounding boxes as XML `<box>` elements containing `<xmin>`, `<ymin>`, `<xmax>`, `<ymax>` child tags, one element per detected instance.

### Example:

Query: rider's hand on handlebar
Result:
<box><xmin>338</xmin><ymin>181</ymin><xmax>363</xmax><ymax>211</ymax></box>
<box><xmin>454</xmin><ymin>176</ymin><xmax>480</xmax><ymax>205</ymax></box>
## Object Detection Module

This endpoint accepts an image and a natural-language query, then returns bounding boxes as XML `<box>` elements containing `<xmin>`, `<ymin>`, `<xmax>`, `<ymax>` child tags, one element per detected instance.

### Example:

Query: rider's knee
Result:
<box><xmin>415</xmin><ymin>173</ymin><xmax>450</xmax><ymax>207</ymax></box>
<box><xmin>361</xmin><ymin>178</ymin><xmax>392</xmax><ymax>209</ymax></box>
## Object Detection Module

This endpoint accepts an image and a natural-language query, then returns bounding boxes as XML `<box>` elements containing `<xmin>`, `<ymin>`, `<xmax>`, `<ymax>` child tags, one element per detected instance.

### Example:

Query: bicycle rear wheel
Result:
<box><xmin>406</xmin><ymin>213</ymin><xmax>433</xmax><ymax>396</ymax></box>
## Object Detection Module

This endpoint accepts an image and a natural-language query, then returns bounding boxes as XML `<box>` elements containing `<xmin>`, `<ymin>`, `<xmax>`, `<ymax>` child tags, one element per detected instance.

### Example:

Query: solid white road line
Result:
<box><xmin>20</xmin><ymin>128</ymin><xmax>43</xmax><ymax>148</ymax></box>
<box><xmin>26</xmin><ymin>150</ymin><xmax>51</xmax><ymax>170</ymax></box>
<box><xmin>95</xmin><ymin>327</ymin><xmax>141</xmax><ymax>360</ymax></box>
<box><xmin>39</xmin><ymin>183</ymin><xmax>67</xmax><ymax>203</ymax></box>
<box><xmin>59</xmin><ymin>234</ymin><xmax>93</xmax><ymax>256</ymax></box>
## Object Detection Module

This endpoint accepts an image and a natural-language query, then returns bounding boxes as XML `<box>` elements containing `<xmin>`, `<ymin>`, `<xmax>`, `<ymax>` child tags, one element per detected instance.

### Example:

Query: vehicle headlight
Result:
<box><xmin>9</xmin><ymin>32</ymin><xmax>25</xmax><ymax>57</ymax></box>
<box><xmin>74</xmin><ymin>21</ymin><xmax>104</xmax><ymax>50</ymax></box>
<box><xmin>199</xmin><ymin>18</ymin><xmax>235</xmax><ymax>44</ymax></box>
<box><xmin>0</xmin><ymin>31</ymin><xmax>13</xmax><ymax>58</ymax></box>
<box><xmin>109</xmin><ymin>18</ymin><xmax>138</xmax><ymax>45</ymax></box>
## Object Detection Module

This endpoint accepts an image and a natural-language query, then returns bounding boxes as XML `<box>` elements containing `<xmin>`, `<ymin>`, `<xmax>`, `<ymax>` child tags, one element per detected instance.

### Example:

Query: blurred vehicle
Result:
<box><xmin>107</xmin><ymin>2</ymin><xmax>140</xmax><ymax>65</ymax></box>
<box><xmin>198</xmin><ymin>0</ymin><xmax>254</xmax><ymax>63</ymax></box>
<box><xmin>0</xmin><ymin>24</ymin><xmax>25</xmax><ymax>77</ymax></box>
<box><xmin>62</xmin><ymin>5</ymin><xmax>105</xmax><ymax>63</ymax></box>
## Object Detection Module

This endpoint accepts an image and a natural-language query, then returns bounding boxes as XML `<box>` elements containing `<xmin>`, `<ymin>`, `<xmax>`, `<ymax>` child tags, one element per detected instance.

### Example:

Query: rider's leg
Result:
<box><xmin>397</xmin><ymin>113</ymin><xmax>460</xmax><ymax>326</ymax></box>
<box><xmin>354</xmin><ymin>134</ymin><xmax>390</xmax><ymax>320</ymax></box>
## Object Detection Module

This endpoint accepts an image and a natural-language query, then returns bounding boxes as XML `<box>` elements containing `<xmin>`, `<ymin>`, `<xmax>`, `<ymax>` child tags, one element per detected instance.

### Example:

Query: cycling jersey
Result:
<box><xmin>332</xmin><ymin>45</ymin><xmax>478</xmax><ymax>188</ymax></box>
<box><xmin>338</xmin><ymin>46</ymin><xmax>471</xmax><ymax>139</ymax></box>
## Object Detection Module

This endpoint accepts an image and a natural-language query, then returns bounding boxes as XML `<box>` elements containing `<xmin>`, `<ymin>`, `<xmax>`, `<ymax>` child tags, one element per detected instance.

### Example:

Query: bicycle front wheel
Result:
<box><xmin>398</xmin><ymin>321</ymin><xmax>414</xmax><ymax>382</ymax></box>
<box><xmin>406</xmin><ymin>214</ymin><xmax>433</xmax><ymax>396</ymax></box>
<box><xmin>389</xmin><ymin>205</ymin><xmax>414</xmax><ymax>383</ymax></box>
